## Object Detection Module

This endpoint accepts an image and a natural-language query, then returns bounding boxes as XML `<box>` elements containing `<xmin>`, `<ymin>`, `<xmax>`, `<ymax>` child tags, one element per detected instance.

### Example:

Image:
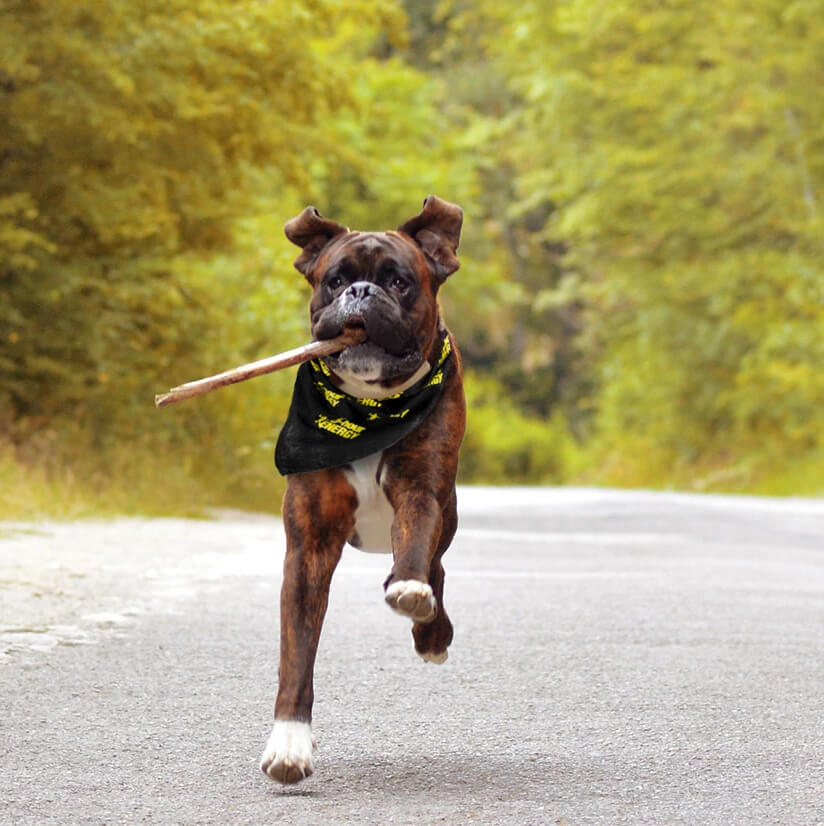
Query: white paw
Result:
<box><xmin>260</xmin><ymin>720</ymin><xmax>314</xmax><ymax>784</ymax></box>
<box><xmin>418</xmin><ymin>647</ymin><xmax>448</xmax><ymax>665</ymax></box>
<box><xmin>385</xmin><ymin>579</ymin><xmax>437</xmax><ymax>623</ymax></box>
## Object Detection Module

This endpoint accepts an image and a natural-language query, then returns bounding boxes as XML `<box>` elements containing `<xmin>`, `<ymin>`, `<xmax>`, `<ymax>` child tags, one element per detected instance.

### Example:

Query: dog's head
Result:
<box><xmin>284</xmin><ymin>196</ymin><xmax>463</xmax><ymax>388</ymax></box>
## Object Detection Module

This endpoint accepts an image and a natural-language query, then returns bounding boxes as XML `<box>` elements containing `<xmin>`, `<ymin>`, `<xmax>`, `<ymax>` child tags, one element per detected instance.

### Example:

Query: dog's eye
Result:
<box><xmin>327</xmin><ymin>275</ymin><xmax>344</xmax><ymax>291</ymax></box>
<box><xmin>390</xmin><ymin>276</ymin><xmax>408</xmax><ymax>293</ymax></box>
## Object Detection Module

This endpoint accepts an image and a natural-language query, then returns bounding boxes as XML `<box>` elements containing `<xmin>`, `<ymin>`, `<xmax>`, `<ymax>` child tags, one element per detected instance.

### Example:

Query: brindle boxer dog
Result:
<box><xmin>260</xmin><ymin>196</ymin><xmax>466</xmax><ymax>784</ymax></box>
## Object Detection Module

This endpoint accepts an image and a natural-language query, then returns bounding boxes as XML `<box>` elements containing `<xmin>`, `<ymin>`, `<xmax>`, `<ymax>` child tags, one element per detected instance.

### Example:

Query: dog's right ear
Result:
<box><xmin>284</xmin><ymin>207</ymin><xmax>348</xmax><ymax>279</ymax></box>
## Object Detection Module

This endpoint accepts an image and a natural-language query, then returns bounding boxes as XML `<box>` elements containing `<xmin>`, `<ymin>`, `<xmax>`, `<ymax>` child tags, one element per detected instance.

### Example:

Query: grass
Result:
<box><xmin>0</xmin><ymin>442</ymin><xmax>284</xmax><ymax>521</ymax></box>
<box><xmin>1</xmin><ymin>433</ymin><xmax>820</xmax><ymax>523</ymax></box>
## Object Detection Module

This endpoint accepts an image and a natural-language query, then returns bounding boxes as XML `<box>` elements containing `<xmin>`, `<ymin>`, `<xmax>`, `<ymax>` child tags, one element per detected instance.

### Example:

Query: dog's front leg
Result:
<box><xmin>383</xmin><ymin>484</ymin><xmax>444</xmax><ymax>623</ymax></box>
<box><xmin>260</xmin><ymin>472</ymin><xmax>355</xmax><ymax>784</ymax></box>
<box><xmin>381</xmin><ymin>452</ymin><xmax>459</xmax><ymax>663</ymax></box>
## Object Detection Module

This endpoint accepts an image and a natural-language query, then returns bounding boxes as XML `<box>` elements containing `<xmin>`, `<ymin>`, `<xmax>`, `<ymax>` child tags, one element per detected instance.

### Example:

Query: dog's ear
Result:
<box><xmin>284</xmin><ymin>207</ymin><xmax>349</xmax><ymax>279</ymax></box>
<box><xmin>398</xmin><ymin>195</ymin><xmax>463</xmax><ymax>281</ymax></box>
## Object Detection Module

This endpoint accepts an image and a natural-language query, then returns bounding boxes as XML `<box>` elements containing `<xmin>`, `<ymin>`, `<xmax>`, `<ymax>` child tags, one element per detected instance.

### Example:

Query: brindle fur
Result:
<box><xmin>275</xmin><ymin>347</ymin><xmax>464</xmax><ymax>723</ymax></box>
<box><xmin>266</xmin><ymin>196</ymin><xmax>465</xmax><ymax>780</ymax></box>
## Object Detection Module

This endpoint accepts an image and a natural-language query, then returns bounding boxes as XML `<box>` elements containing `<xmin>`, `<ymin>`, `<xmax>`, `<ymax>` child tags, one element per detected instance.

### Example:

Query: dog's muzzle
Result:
<box><xmin>339</xmin><ymin>281</ymin><xmax>378</xmax><ymax>326</ymax></box>
<box><xmin>327</xmin><ymin>282</ymin><xmax>410</xmax><ymax>355</ymax></box>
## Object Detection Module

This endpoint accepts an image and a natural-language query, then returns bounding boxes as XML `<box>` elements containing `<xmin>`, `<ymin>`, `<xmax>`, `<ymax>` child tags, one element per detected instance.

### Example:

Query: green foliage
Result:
<box><xmin>448</xmin><ymin>0</ymin><xmax>824</xmax><ymax>491</ymax></box>
<box><xmin>460</xmin><ymin>374</ymin><xmax>580</xmax><ymax>484</ymax></box>
<box><xmin>2</xmin><ymin>0</ymin><xmax>822</xmax><ymax>517</ymax></box>
<box><xmin>1</xmin><ymin>0</ymin><xmax>405</xmax><ymax>415</ymax></box>
<box><xmin>0</xmin><ymin>0</ymin><xmax>409</xmax><ymax>514</ymax></box>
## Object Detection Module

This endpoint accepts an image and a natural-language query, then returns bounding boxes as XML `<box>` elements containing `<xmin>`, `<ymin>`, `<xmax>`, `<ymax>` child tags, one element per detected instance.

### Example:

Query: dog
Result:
<box><xmin>260</xmin><ymin>196</ymin><xmax>466</xmax><ymax>784</ymax></box>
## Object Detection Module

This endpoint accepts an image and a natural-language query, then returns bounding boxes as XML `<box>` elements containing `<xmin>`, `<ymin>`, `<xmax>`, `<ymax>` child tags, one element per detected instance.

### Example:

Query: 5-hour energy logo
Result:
<box><xmin>315</xmin><ymin>415</ymin><xmax>365</xmax><ymax>440</ymax></box>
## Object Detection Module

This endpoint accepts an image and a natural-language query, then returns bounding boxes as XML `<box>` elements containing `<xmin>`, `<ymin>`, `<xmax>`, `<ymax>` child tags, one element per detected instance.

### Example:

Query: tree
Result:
<box><xmin>0</xmin><ymin>0</ymin><xmax>405</xmax><ymax>424</ymax></box>
<box><xmin>456</xmin><ymin>0</ymin><xmax>824</xmax><ymax>486</ymax></box>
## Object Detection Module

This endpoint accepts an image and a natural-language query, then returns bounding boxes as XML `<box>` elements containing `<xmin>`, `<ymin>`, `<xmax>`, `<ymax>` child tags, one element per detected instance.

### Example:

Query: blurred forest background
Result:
<box><xmin>1</xmin><ymin>0</ymin><xmax>822</xmax><ymax>517</ymax></box>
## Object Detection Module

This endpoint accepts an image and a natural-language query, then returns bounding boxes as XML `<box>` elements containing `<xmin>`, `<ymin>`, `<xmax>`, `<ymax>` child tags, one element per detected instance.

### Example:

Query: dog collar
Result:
<box><xmin>275</xmin><ymin>334</ymin><xmax>453</xmax><ymax>475</ymax></box>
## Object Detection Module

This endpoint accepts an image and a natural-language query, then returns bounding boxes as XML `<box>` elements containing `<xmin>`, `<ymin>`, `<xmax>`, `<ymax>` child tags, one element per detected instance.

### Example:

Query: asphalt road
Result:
<box><xmin>2</xmin><ymin>488</ymin><xmax>823</xmax><ymax>825</ymax></box>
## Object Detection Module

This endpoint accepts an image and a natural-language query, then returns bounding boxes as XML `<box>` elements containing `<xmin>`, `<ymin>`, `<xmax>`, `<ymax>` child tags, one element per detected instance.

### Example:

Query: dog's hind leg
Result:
<box><xmin>260</xmin><ymin>471</ymin><xmax>355</xmax><ymax>784</ymax></box>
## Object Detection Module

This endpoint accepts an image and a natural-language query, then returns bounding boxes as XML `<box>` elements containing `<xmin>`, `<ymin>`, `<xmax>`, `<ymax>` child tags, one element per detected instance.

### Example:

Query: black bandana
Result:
<box><xmin>275</xmin><ymin>335</ymin><xmax>452</xmax><ymax>475</ymax></box>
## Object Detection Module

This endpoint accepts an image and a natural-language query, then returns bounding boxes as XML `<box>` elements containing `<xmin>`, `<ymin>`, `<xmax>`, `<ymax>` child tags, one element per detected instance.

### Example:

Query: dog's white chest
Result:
<box><xmin>344</xmin><ymin>453</ymin><xmax>394</xmax><ymax>553</ymax></box>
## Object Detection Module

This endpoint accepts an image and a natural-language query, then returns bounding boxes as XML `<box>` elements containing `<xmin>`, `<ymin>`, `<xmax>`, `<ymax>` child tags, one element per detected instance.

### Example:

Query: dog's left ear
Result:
<box><xmin>398</xmin><ymin>195</ymin><xmax>463</xmax><ymax>281</ymax></box>
<box><xmin>284</xmin><ymin>207</ymin><xmax>349</xmax><ymax>279</ymax></box>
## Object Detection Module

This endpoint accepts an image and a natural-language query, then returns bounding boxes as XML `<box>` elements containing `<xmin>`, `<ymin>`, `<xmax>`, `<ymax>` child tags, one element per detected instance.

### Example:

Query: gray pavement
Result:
<box><xmin>1</xmin><ymin>487</ymin><xmax>823</xmax><ymax>825</ymax></box>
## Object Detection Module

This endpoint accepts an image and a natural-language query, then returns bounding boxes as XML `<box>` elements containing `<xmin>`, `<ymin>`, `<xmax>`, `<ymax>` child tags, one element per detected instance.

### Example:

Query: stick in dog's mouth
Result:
<box><xmin>154</xmin><ymin>329</ymin><xmax>367</xmax><ymax>408</ymax></box>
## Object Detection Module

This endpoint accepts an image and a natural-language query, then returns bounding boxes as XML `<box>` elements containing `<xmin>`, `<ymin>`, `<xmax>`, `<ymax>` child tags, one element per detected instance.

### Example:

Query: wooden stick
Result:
<box><xmin>154</xmin><ymin>330</ymin><xmax>365</xmax><ymax>408</ymax></box>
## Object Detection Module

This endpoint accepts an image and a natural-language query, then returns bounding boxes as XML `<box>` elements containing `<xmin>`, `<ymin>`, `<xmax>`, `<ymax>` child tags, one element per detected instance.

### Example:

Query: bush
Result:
<box><xmin>459</xmin><ymin>373</ymin><xmax>580</xmax><ymax>485</ymax></box>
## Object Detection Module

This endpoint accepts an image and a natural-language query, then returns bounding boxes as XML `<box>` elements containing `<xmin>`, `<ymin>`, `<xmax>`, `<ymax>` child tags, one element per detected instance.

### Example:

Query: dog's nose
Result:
<box><xmin>344</xmin><ymin>281</ymin><xmax>374</xmax><ymax>301</ymax></box>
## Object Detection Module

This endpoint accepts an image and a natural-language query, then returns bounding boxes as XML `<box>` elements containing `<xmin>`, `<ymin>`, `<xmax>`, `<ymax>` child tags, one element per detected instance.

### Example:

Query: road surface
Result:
<box><xmin>2</xmin><ymin>488</ymin><xmax>823</xmax><ymax>825</ymax></box>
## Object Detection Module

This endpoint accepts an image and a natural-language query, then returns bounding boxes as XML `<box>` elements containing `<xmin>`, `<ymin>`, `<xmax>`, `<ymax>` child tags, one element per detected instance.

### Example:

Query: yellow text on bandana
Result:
<box><xmin>315</xmin><ymin>415</ymin><xmax>365</xmax><ymax>439</ymax></box>
<box><xmin>355</xmin><ymin>396</ymin><xmax>383</xmax><ymax>408</ymax></box>
<box><xmin>315</xmin><ymin>381</ymin><xmax>345</xmax><ymax>408</ymax></box>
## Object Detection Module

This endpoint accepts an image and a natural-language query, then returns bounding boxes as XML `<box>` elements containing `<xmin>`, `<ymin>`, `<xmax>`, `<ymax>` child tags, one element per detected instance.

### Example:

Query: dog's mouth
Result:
<box><xmin>338</xmin><ymin>312</ymin><xmax>416</xmax><ymax>358</ymax></box>
<box><xmin>342</xmin><ymin>314</ymin><xmax>367</xmax><ymax>337</ymax></box>
<box><xmin>312</xmin><ymin>295</ymin><xmax>423</xmax><ymax>383</ymax></box>
<box><xmin>324</xmin><ymin>316</ymin><xmax>422</xmax><ymax>383</ymax></box>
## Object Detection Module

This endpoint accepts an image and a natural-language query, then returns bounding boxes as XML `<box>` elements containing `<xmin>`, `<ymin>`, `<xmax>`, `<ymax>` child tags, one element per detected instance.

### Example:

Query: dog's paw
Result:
<box><xmin>417</xmin><ymin>647</ymin><xmax>448</xmax><ymax>664</ymax></box>
<box><xmin>385</xmin><ymin>579</ymin><xmax>437</xmax><ymax>623</ymax></box>
<box><xmin>260</xmin><ymin>720</ymin><xmax>314</xmax><ymax>784</ymax></box>
<box><xmin>415</xmin><ymin>649</ymin><xmax>449</xmax><ymax>665</ymax></box>
<box><xmin>413</xmin><ymin>608</ymin><xmax>453</xmax><ymax>663</ymax></box>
